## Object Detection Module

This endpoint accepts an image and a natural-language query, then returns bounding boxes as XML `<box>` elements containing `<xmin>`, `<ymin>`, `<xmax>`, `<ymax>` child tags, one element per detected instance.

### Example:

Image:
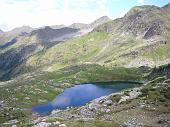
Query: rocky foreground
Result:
<box><xmin>31</xmin><ymin>77</ymin><xmax>170</xmax><ymax>127</ymax></box>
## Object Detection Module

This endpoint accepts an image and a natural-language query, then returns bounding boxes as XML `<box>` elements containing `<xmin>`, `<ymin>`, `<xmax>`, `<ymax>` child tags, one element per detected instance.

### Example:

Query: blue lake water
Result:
<box><xmin>32</xmin><ymin>81</ymin><xmax>139</xmax><ymax>115</ymax></box>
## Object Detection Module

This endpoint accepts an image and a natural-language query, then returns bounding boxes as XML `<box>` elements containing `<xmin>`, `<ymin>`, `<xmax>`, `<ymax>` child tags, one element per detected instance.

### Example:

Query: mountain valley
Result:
<box><xmin>0</xmin><ymin>3</ymin><xmax>170</xmax><ymax>127</ymax></box>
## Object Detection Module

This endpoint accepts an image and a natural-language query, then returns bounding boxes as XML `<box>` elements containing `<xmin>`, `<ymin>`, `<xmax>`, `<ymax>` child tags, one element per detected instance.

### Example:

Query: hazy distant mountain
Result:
<box><xmin>29</xmin><ymin>16</ymin><xmax>112</xmax><ymax>46</ymax></box>
<box><xmin>69</xmin><ymin>23</ymin><xmax>88</xmax><ymax>29</ymax></box>
<box><xmin>26</xmin><ymin>3</ymin><xmax>170</xmax><ymax>71</ymax></box>
<box><xmin>0</xmin><ymin>16</ymin><xmax>111</xmax><ymax>80</ymax></box>
<box><xmin>1</xmin><ymin>1</ymin><xmax>170</xmax><ymax>80</ymax></box>
<box><xmin>10</xmin><ymin>26</ymin><xmax>33</xmax><ymax>35</ymax></box>
<box><xmin>30</xmin><ymin>26</ymin><xmax>79</xmax><ymax>47</ymax></box>
<box><xmin>90</xmin><ymin>16</ymin><xmax>111</xmax><ymax>28</ymax></box>
<box><xmin>0</xmin><ymin>3</ymin><xmax>170</xmax><ymax>127</ymax></box>
<box><xmin>0</xmin><ymin>26</ymin><xmax>33</xmax><ymax>46</ymax></box>
<box><xmin>69</xmin><ymin>16</ymin><xmax>111</xmax><ymax>30</ymax></box>
<box><xmin>50</xmin><ymin>25</ymin><xmax>66</xmax><ymax>29</ymax></box>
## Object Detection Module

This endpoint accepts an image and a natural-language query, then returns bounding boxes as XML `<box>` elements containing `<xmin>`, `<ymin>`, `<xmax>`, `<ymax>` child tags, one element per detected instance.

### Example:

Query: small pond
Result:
<box><xmin>32</xmin><ymin>81</ymin><xmax>140</xmax><ymax>115</ymax></box>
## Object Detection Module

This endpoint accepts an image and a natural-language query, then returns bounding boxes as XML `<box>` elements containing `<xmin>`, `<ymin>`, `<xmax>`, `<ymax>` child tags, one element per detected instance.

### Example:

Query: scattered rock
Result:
<box><xmin>53</xmin><ymin>121</ymin><xmax>61</xmax><ymax>125</ymax></box>
<box><xmin>106</xmin><ymin>109</ymin><xmax>111</xmax><ymax>113</ymax></box>
<box><xmin>119</xmin><ymin>88</ymin><xmax>141</xmax><ymax>103</ymax></box>
<box><xmin>157</xmin><ymin>119</ymin><xmax>170</xmax><ymax>124</ymax></box>
<box><xmin>51</xmin><ymin>109</ymin><xmax>62</xmax><ymax>115</ymax></box>
<box><xmin>33</xmin><ymin>122</ymin><xmax>51</xmax><ymax>127</ymax></box>
<box><xmin>3</xmin><ymin>119</ymin><xmax>19</xmax><ymax>125</ymax></box>
<box><xmin>103</xmin><ymin>100</ymin><xmax>113</xmax><ymax>106</ymax></box>
<box><xmin>0</xmin><ymin>101</ymin><xmax>4</xmax><ymax>107</ymax></box>
<box><xmin>123</xmin><ymin>121</ymin><xmax>144</xmax><ymax>127</ymax></box>
<box><xmin>88</xmin><ymin>103</ymin><xmax>100</xmax><ymax>111</ymax></box>
<box><xmin>59</xmin><ymin>123</ymin><xmax>66</xmax><ymax>127</ymax></box>
<box><xmin>38</xmin><ymin>99</ymin><xmax>47</xmax><ymax>103</ymax></box>
<box><xmin>25</xmin><ymin>97</ymin><xmax>30</xmax><ymax>100</ymax></box>
<box><xmin>138</xmin><ymin>103</ymin><xmax>146</xmax><ymax>108</ymax></box>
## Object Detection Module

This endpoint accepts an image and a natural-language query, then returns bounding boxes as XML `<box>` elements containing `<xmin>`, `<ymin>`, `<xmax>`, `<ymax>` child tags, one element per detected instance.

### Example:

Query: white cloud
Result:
<box><xmin>137</xmin><ymin>0</ymin><xmax>144</xmax><ymax>4</ymax></box>
<box><xmin>0</xmin><ymin>0</ymin><xmax>114</xmax><ymax>31</ymax></box>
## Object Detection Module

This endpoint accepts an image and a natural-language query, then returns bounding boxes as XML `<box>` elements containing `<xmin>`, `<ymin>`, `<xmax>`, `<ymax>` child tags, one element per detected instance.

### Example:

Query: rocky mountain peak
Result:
<box><xmin>95</xmin><ymin>16</ymin><xmax>111</xmax><ymax>22</ymax></box>
<box><xmin>69</xmin><ymin>23</ymin><xmax>88</xmax><ymax>29</ymax></box>
<box><xmin>125</xmin><ymin>5</ymin><xmax>160</xmax><ymax>17</ymax></box>
<box><xmin>30</xmin><ymin>26</ymin><xmax>79</xmax><ymax>48</ymax></box>
<box><xmin>10</xmin><ymin>25</ymin><xmax>33</xmax><ymax>34</ymax></box>
<box><xmin>162</xmin><ymin>3</ymin><xmax>170</xmax><ymax>8</ymax></box>
<box><xmin>91</xmin><ymin>16</ymin><xmax>111</xmax><ymax>27</ymax></box>
<box><xmin>69</xmin><ymin>16</ymin><xmax>111</xmax><ymax>30</ymax></box>
<box><xmin>94</xmin><ymin>4</ymin><xmax>170</xmax><ymax>39</ymax></box>
<box><xmin>50</xmin><ymin>25</ymin><xmax>65</xmax><ymax>29</ymax></box>
<box><xmin>44</xmin><ymin>26</ymin><xmax>52</xmax><ymax>30</ymax></box>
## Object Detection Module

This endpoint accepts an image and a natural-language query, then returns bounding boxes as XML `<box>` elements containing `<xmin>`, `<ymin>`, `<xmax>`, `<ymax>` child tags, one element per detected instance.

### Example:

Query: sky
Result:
<box><xmin>0</xmin><ymin>0</ymin><xmax>170</xmax><ymax>31</ymax></box>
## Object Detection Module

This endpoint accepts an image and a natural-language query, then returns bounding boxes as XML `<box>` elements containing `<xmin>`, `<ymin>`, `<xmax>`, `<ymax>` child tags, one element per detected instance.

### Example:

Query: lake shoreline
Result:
<box><xmin>32</xmin><ymin>81</ymin><xmax>141</xmax><ymax>115</ymax></box>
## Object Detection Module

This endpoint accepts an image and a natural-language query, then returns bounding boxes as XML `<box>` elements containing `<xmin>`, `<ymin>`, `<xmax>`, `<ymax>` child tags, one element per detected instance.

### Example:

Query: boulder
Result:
<box><xmin>103</xmin><ymin>100</ymin><xmax>113</xmax><ymax>106</ymax></box>
<box><xmin>33</xmin><ymin>122</ymin><xmax>51</xmax><ymax>127</ymax></box>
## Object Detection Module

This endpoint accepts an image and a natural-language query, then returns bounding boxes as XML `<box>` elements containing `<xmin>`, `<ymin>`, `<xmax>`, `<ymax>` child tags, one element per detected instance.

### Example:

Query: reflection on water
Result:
<box><xmin>32</xmin><ymin>82</ymin><xmax>139</xmax><ymax>115</ymax></box>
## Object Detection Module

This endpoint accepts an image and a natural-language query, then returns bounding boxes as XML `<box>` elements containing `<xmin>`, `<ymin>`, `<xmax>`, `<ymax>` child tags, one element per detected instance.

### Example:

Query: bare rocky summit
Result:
<box><xmin>94</xmin><ymin>5</ymin><xmax>170</xmax><ymax>39</ymax></box>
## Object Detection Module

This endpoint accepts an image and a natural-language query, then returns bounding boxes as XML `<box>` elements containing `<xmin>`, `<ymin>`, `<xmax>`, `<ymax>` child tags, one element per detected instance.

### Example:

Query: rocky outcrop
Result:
<box><xmin>94</xmin><ymin>4</ymin><xmax>170</xmax><ymax>39</ymax></box>
<box><xmin>69</xmin><ymin>16</ymin><xmax>111</xmax><ymax>30</ymax></box>
<box><xmin>10</xmin><ymin>26</ymin><xmax>33</xmax><ymax>35</ymax></box>
<box><xmin>30</xmin><ymin>26</ymin><xmax>79</xmax><ymax>44</ymax></box>
<box><xmin>125</xmin><ymin>5</ymin><xmax>158</xmax><ymax>17</ymax></box>
<box><xmin>48</xmin><ymin>87</ymin><xmax>141</xmax><ymax>120</ymax></box>
<box><xmin>90</xmin><ymin>16</ymin><xmax>111</xmax><ymax>28</ymax></box>
<box><xmin>143</xmin><ymin>21</ymin><xmax>164</xmax><ymax>39</ymax></box>
<box><xmin>0</xmin><ymin>16</ymin><xmax>112</xmax><ymax>80</ymax></box>
<box><xmin>69</xmin><ymin>23</ymin><xmax>89</xmax><ymax>29</ymax></box>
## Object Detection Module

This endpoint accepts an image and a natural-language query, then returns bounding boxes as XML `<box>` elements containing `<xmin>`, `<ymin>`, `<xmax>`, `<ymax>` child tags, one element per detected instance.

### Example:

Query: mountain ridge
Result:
<box><xmin>0</xmin><ymin>16</ymin><xmax>112</xmax><ymax>80</ymax></box>
<box><xmin>0</xmin><ymin>4</ymin><xmax>170</xmax><ymax>80</ymax></box>
<box><xmin>0</xmin><ymin>3</ymin><xmax>170</xmax><ymax>127</ymax></box>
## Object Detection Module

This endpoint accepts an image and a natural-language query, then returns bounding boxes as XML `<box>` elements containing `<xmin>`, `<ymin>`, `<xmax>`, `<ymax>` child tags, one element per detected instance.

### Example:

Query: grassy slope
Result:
<box><xmin>0</xmin><ymin>64</ymin><xmax>145</xmax><ymax>106</ymax></box>
<box><xmin>0</xmin><ymin>64</ymin><xmax>146</xmax><ymax>125</ymax></box>
<box><xmin>143</xmin><ymin>35</ymin><xmax>170</xmax><ymax>61</ymax></box>
<box><xmin>0</xmin><ymin>25</ymin><xmax>169</xmax><ymax>126</ymax></box>
<box><xmin>0</xmin><ymin>6</ymin><xmax>170</xmax><ymax>126</ymax></box>
<box><xmin>23</xmin><ymin>29</ymin><xmax>170</xmax><ymax>74</ymax></box>
<box><xmin>26</xmin><ymin>32</ymin><xmax>109</xmax><ymax>70</ymax></box>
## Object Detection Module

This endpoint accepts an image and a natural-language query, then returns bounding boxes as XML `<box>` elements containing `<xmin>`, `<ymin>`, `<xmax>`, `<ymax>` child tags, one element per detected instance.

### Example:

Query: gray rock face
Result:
<box><xmin>144</xmin><ymin>21</ymin><xmax>163</xmax><ymax>39</ymax></box>
<box><xmin>163</xmin><ymin>3</ymin><xmax>170</xmax><ymax>8</ymax></box>
<box><xmin>122</xmin><ymin>9</ymin><xmax>165</xmax><ymax>38</ymax></box>
<box><xmin>31</xmin><ymin>26</ymin><xmax>79</xmax><ymax>43</ymax></box>
<box><xmin>69</xmin><ymin>23</ymin><xmax>89</xmax><ymax>29</ymax></box>
<box><xmin>90</xmin><ymin>16</ymin><xmax>111</xmax><ymax>28</ymax></box>
<box><xmin>94</xmin><ymin>4</ymin><xmax>170</xmax><ymax>39</ymax></box>
<box><xmin>10</xmin><ymin>26</ymin><xmax>33</xmax><ymax>35</ymax></box>
<box><xmin>69</xmin><ymin>16</ymin><xmax>111</xmax><ymax>30</ymax></box>
<box><xmin>125</xmin><ymin>5</ymin><xmax>158</xmax><ymax>17</ymax></box>
<box><xmin>0</xmin><ymin>16</ymin><xmax>112</xmax><ymax>80</ymax></box>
